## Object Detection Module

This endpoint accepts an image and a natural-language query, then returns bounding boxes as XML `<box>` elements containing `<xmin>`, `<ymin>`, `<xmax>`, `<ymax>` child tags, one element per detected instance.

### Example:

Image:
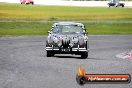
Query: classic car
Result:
<box><xmin>20</xmin><ymin>0</ymin><xmax>34</xmax><ymax>5</ymax></box>
<box><xmin>108</xmin><ymin>0</ymin><xmax>125</xmax><ymax>7</ymax></box>
<box><xmin>45</xmin><ymin>22</ymin><xmax>89</xmax><ymax>59</ymax></box>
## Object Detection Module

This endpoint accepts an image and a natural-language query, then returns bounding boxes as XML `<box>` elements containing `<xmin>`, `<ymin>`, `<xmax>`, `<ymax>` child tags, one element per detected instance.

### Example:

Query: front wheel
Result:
<box><xmin>81</xmin><ymin>52</ymin><xmax>88</xmax><ymax>59</ymax></box>
<box><xmin>46</xmin><ymin>51</ymin><xmax>54</xmax><ymax>57</ymax></box>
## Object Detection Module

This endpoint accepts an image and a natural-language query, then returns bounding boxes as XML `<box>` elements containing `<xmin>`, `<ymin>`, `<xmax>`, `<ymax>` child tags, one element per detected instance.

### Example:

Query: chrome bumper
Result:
<box><xmin>45</xmin><ymin>47</ymin><xmax>89</xmax><ymax>52</ymax></box>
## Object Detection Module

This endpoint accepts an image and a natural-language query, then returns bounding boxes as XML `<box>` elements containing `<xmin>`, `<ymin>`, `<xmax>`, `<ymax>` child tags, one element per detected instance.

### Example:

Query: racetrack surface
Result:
<box><xmin>0</xmin><ymin>35</ymin><xmax>132</xmax><ymax>88</ymax></box>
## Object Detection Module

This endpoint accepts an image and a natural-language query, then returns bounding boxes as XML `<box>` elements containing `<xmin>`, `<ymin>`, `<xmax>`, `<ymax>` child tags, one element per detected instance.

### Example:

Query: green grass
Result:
<box><xmin>0</xmin><ymin>3</ymin><xmax>132</xmax><ymax>36</ymax></box>
<box><xmin>0</xmin><ymin>3</ymin><xmax>132</xmax><ymax>21</ymax></box>
<box><xmin>0</xmin><ymin>22</ymin><xmax>51</xmax><ymax>36</ymax></box>
<box><xmin>84</xmin><ymin>21</ymin><xmax>132</xmax><ymax>34</ymax></box>
<box><xmin>0</xmin><ymin>21</ymin><xmax>132</xmax><ymax>36</ymax></box>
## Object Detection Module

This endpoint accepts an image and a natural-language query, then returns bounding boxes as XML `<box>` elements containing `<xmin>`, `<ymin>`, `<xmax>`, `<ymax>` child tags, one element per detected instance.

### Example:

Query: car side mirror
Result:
<box><xmin>83</xmin><ymin>29</ymin><xmax>88</xmax><ymax>35</ymax></box>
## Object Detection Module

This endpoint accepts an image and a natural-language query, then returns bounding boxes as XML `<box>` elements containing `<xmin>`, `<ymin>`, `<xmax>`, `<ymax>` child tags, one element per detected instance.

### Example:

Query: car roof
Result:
<box><xmin>52</xmin><ymin>22</ymin><xmax>85</xmax><ymax>28</ymax></box>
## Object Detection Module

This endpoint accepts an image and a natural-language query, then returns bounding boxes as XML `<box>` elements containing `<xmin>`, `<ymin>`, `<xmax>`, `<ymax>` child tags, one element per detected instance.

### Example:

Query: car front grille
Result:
<box><xmin>62</xmin><ymin>39</ymin><xmax>70</xmax><ymax>48</ymax></box>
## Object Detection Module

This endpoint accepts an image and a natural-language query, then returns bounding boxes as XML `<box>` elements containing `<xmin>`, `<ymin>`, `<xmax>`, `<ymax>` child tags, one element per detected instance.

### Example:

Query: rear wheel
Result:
<box><xmin>46</xmin><ymin>51</ymin><xmax>54</xmax><ymax>57</ymax></box>
<box><xmin>81</xmin><ymin>52</ymin><xmax>88</xmax><ymax>59</ymax></box>
<box><xmin>31</xmin><ymin>2</ymin><xmax>34</xmax><ymax>5</ymax></box>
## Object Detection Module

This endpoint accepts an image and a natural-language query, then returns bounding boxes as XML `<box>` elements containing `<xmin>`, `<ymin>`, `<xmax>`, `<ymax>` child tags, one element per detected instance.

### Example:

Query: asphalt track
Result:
<box><xmin>0</xmin><ymin>35</ymin><xmax>132</xmax><ymax>88</ymax></box>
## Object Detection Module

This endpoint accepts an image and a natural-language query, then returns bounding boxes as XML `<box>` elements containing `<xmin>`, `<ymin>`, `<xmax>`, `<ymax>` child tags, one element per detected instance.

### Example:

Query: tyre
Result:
<box><xmin>81</xmin><ymin>52</ymin><xmax>88</xmax><ymax>59</ymax></box>
<box><xmin>31</xmin><ymin>2</ymin><xmax>34</xmax><ymax>5</ymax></box>
<box><xmin>26</xmin><ymin>3</ymin><xmax>29</xmax><ymax>5</ymax></box>
<box><xmin>122</xmin><ymin>5</ymin><xmax>124</xmax><ymax>7</ymax></box>
<box><xmin>46</xmin><ymin>51</ymin><xmax>54</xmax><ymax>57</ymax></box>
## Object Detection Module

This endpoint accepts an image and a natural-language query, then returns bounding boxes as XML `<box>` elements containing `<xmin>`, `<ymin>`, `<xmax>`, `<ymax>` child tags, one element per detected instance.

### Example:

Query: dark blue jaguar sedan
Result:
<box><xmin>108</xmin><ymin>0</ymin><xmax>125</xmax><ymax>7</ymax></box>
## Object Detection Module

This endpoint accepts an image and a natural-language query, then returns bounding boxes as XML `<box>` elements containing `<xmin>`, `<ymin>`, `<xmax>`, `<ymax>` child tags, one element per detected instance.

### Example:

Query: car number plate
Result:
<box><xmin>62</xmin><ymin>48</ymin><xmax>69</xmax><ymax>52</ymax></box>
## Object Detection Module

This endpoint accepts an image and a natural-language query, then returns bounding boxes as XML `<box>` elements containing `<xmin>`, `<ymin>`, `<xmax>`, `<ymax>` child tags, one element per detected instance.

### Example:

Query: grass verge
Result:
<box><xmin>0</xmin><ymin>3</ymin><xmax>132</xmax><ymax>36</ymax></box>
<box><xmin>0</xmin><ymin>3</ymin><xmax>132</xmax><ymax>21</ymax></box>
<box><xmin>0</xmin><ymin>21</ymin><xmax>132</xmax><ymax>36</ymax></box>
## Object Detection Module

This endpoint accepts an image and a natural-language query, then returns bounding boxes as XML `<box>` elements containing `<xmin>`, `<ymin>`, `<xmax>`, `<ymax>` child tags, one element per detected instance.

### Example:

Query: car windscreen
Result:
<box><xmin>52</xmin><ymin>25</ymin><xmax>83</xmax><ymax>34</ymax></box>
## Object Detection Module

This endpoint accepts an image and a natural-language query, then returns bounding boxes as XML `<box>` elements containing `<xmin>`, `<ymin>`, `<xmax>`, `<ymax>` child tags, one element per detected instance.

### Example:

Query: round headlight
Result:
<box><xmin>58</xmin><ymin>40</ymin><xmax>62</xmax><ymax>47</ymax></box>
<box><xmin>53</xmin><ymin>37</ymin><xmax>59</xmax><ymax>43</ymax></box>
<box><xmin>47</xmin><ymin>36</ymin><xmax>53</xmax><ymax>43</ymax></box>
<box><xmin>72</xmin><ymin>37</ymin><xmax>78</xmax><ymax>44</ymax></box>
